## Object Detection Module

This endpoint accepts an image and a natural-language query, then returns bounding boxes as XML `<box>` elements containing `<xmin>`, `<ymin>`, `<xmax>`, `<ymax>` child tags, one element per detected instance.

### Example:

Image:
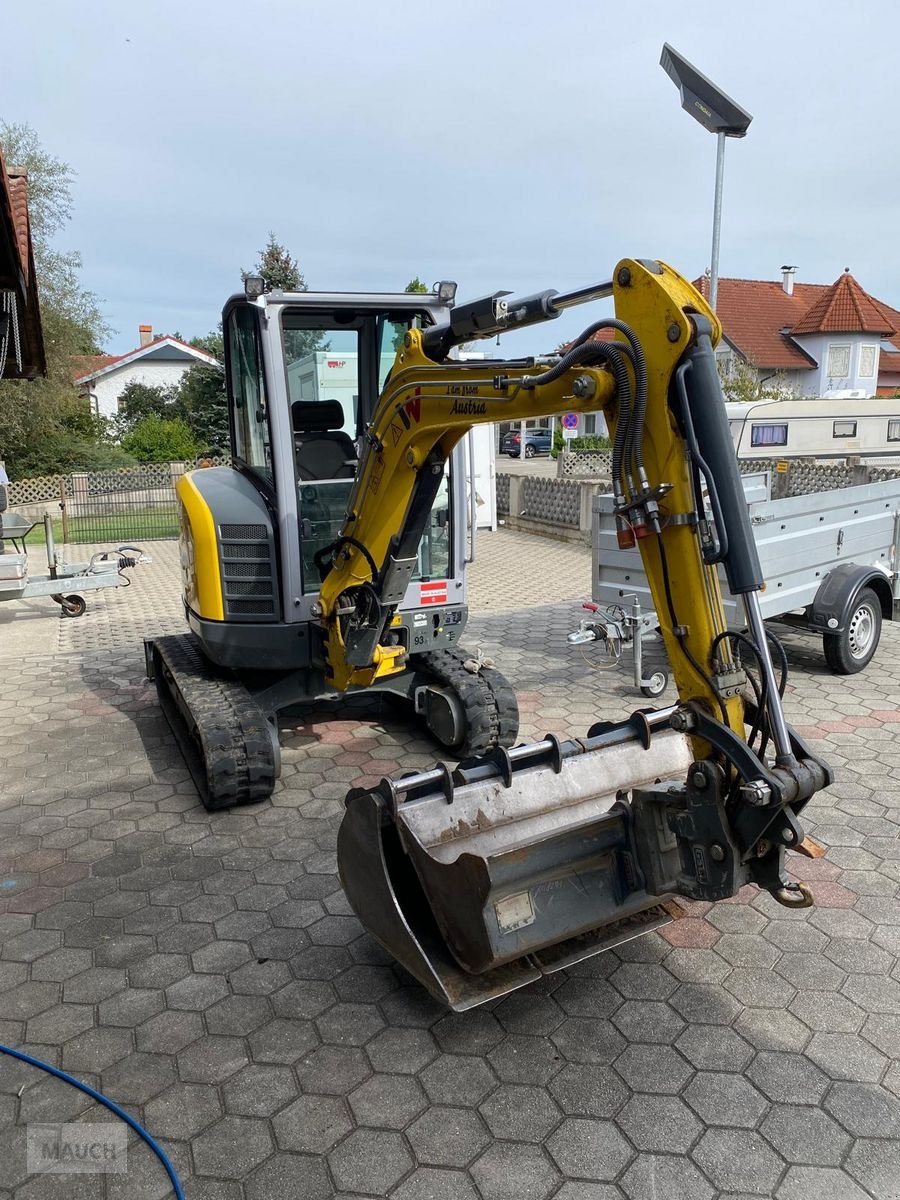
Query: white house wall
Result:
<box><xmin>90</xmin><ymin>361</ymin><xmax>197</xmax><ymax>420</ymax></box>
<box><xmin>790</xmin><ymin>332</ymin><xmax>881</xmax><ymax>397</ymax></box>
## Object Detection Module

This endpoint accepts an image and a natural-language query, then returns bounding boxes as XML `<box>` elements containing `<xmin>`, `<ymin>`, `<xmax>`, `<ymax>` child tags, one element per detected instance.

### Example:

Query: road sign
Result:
<box><xmin>562</xmin><ymin>412</ymin><xmax>579</xmax><ymax>430</ymax></box>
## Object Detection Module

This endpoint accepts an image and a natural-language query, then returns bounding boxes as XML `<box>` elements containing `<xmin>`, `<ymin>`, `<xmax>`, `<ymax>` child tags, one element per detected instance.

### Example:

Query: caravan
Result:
<box><xmin>727</xmin><ymin>398</ymin><xmax>900</xmax><ymax>461</ymax></box>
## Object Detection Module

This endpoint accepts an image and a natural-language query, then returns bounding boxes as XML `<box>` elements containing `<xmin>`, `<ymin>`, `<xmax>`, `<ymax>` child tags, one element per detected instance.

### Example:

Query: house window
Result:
<box><xmin>833</xmin><ymin>420</ymin><xmax>857</xmax><ymax>438</ymax></box>
<box><xmin>888</xmin><ymin>420</ymin><xmax>900</xmax><ymax>442</ymax></box>
<box><xmin>750</xmin><ymin>423</ymin><xmax>788</xmax><ymax>448</ymax></box>
<box><xmin>584</xmin><ymin>414</ymin><xmax>597</xmax><ymax>435</ymax></box>
<box><xmin>859</xmin><ymin>345</ymin><xmax>877</xmax><ymax>378</ymax></box>
<box><xmin>826</xmin><ymin>344</ymin><xmax>851</xmax><ymax>378</ymax></box>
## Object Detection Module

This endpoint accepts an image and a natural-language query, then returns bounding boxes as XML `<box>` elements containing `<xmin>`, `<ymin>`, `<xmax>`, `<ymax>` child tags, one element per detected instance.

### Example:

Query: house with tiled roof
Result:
<box><xmin>74</xmin><ymin>326</ymin><xmax>221</xmax><ymax>419</ymax></box>
<box><xmin>695</xmin><ymin>269</ymin><xmax>900</xmax><ymax>400</ymax></box>
<box><xmin>0</xmin><ymin>143</ymin><xmax>44</xmax><ymax>380</ymax></box>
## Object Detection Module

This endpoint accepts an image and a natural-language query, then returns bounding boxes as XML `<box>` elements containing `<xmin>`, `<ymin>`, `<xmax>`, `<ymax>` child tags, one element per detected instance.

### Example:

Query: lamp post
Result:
<box><xmin>660</xmin><ymin>44</ymin><xmax>752</xmax><ymax>312</ymax></box>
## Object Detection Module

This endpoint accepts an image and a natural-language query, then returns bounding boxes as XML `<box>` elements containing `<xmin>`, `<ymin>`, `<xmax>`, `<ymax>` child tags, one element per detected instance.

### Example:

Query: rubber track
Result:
<box><xmin>411</xmin><ymin>648</ymin><xmax>520</xmax><ymax>757</ymax></box>
<box><xmin>150</xmin><ymin>634</ymin><xmax>278</xmax><ymax>811</ymax></box>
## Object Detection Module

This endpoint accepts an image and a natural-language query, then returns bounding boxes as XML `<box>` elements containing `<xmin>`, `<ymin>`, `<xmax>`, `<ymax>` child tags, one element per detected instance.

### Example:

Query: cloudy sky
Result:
<box><xmin>4</xmin><ymin>0</ymin><xmax>899</xmax><ymax>354</ymax></box>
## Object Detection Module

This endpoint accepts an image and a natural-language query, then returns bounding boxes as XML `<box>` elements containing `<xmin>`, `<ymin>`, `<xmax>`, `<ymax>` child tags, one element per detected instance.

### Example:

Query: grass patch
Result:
<box><xmin>23</xmin><ymin>510</ymin><xmax>180</xmax><ymax>546</ymax></box>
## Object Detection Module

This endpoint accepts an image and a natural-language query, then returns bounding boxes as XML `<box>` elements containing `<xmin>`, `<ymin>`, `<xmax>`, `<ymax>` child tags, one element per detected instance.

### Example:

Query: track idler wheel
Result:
<box><xmin>410</xmin><ymin>648</ymin><xmax>519</xmax><ymax>758</ymax></box>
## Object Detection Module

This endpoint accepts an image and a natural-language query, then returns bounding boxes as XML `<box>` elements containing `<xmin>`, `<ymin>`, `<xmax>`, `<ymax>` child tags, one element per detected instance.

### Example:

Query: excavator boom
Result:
<box><xmin>333</xmin><ymin>257</ymin><xmax>832</xmax><ymax>1009</ymax></box>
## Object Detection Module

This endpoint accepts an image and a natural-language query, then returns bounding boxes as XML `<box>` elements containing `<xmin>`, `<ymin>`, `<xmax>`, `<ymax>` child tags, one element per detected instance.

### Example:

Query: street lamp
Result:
<box><xmin>660</xmin><ymin>43</ymin><xmax>752</xmax><ymax>311</ymax></box>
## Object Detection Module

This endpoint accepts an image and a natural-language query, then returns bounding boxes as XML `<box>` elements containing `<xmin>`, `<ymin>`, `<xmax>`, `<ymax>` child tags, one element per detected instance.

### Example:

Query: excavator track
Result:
<box><xmin>411</xmin><ymin>648</ymin><xmax>519</xmax><ymax>757</ymax></box>
<box><xmin>147</xmin><ymin>634</ymin><xmax>279</xmax><ymax>811</ymax></box>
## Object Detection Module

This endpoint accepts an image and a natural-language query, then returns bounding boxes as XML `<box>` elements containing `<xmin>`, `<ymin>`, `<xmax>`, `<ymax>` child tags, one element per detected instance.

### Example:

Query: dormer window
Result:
<box><xmin>826</xmin><ymin>344</ymin><xmax>851</xmax><ymax>377</ymax></box>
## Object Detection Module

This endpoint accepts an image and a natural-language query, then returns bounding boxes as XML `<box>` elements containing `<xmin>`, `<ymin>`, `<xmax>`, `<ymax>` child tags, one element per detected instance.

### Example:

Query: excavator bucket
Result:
<box><xmin>338</xmin><ymin>712</ymin><xmax>695</xmax><ymax>1011</ymax></box>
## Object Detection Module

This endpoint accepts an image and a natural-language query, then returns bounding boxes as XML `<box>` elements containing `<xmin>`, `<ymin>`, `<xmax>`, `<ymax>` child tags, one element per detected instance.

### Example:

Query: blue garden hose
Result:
<box><xmin>1</xmin><ymin>1043</ymin><xmax>185</xmax><ymax>1199</ymax></box>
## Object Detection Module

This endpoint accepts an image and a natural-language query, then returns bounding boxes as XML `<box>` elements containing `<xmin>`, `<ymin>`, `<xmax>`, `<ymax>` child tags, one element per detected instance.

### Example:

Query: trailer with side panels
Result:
<box><xmin>584</xmin><ymin>473</ymin><xmax>900</xmax><ymax>682</ymax></box>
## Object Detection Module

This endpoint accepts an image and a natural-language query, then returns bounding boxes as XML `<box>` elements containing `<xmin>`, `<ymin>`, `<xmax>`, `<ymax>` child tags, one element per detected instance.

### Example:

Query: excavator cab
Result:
<box><xmin>146</xmin><ymin>285</ymin><xmax>518</xmax><ymax>812</ymax></box>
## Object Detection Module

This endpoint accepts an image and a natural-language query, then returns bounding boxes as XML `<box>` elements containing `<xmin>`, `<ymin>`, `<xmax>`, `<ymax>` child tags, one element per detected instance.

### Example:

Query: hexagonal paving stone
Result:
<box><xmin>692</xmin><ymin>1128</ymin><xmax>784</xmax><ymax>1195</ymax></box>
<box><xmin>789</xmin><ymin>991</ymin><xmax>867</xmax><ymax>1033</ymax></box>
<box><xmin>805</xmin><ymin>1032</ymin><xmax>888</xmax><ymax>1082</ymax></box>
<box><xmin>144</xmin><ymin>1081</ymin><xmax>222</xmax><ymax>1140</ymax></box>
<box><xmin>735</xmin><ymin>1009</ymin><xmax>811</xmax><ymax>1053</ymax></box>
<box><xmin>135</xmin><ymin>1009</ymin><xmax>203</xmax><ymax>1054</ymax></box>
<box><xmin>548</xmin><ymin>1063</ymin><xmax>630</xmax><ymax>1119</ymax></box>
<box><xmin>222</xmin><ymin>1064</ymin><xmax>298</xmax><ymax>1117</ymax></box>
<box><xmin>348</xmin><ymin>1073</ymin><xmax>428</xmax><ymax>1129</ymax></box>
<box><xmin>164</xmin><ymin>972</ymin><xmax>229</xmax><ymax>1011</ymax></box>
<box><xmin>61</xmin><ymin>1025</ymin><xmax>133</xmax><ymax>1074</ymax></box>
<box><xmin>775</xmin><ymin>953</ymin><xmax>846</xmax><ymax>992</ymax></box>
<box><xmin>97</xmin><ymin>988</ymin><xmax>165</xmax><ymax>1028</ymax></box>
<box><xmin>366</xmin><ymin>1026</ymin><xmax>438</xmax><ymax>1073</ymax></box>
<box><xmin>178</xmin><ymin>1035</ymin><xmax>248</xmax><ymax>1084</ymax></box>
<box><xmin>494</xmin><ymin>992</ymin><xmax>565</xmax><ymax>1036</ymax></box>
<box><xmin>669</xmin><ymin>983</ymin><xmax>741</xmax><ymax>1025</ymax></box>
<box><xmin>613</xmin><ymin>1044</ymin><xmax>693</xmax><ymax>1094</ymax></box>
<box><xmin>470</xmin><ymin>1142</ymin><xmax>561</xmax><ymax>1200</ymax></box>
<box><xmin>205</xmin><ymin>994</ymin><xmax>273</xmax><ymax>1037</ymax></box>
<box><xmin>101</xmin><ymin>1052</ymin><xmax>175</xmax><ymax>1104</ymax></box>
<box><xmin>419</xmin><ymin>1053</ymin><xmax>497</xmax><ymax>1106</ymax></box>
<box><xmin>391</xmin><ymin>1167</ymin><xmax>479</xmax><ymax>1200</ymax></box>
<box><xmin>747</xmin><ymin>1052</ymin><xmax>830</xmax><ymax>1103</ymax></box>
<box><xmin>296</xmin><ymin>1045</ymin><xmax>371</xmax><ymax>1095</ymax></box>
<box><xmin>244</xmin><ymin>1150</ymin><xmax>332</xmax><ymax>1200</ymax></box>
<box><xmin>843</xmin><ymin>972</ymin><xmax>900</xmax><ymax>1014</ymax></box>
<box><xmin>846</xmin><ymin>1138</ymin><xmax>900</xmax><ymax>1200</ymax></box>
<box><xmin>622</xmin><ymin>1154</ymin><xmax>714</xmax><ymax>1200</ymax></box>
<box><xmin>488</xmin><ymin>1034</ymin><xmax>564</xmax><ymax>1084</ymax></box>
<box><xmin>683</xmin><ymin>1070</ymin><xmax>769</xmax><ymax>1128</ymax></box>
<box><xmin>272</xmin><ymin>1094</ymin><xmax>352</xmax><ymax>1153</ymax></box>
<box><xmin>26</xmin><ymin>1003</ymin><xmax>94</xmax><ymax>1044</ymax></box>
<box><xmin>407</xmin><ymin>1105</ymin><xmax>491</xmax><ymax>1167</ymax></box>
<box><xmin>551</xmin><ymin>977</ymin><xmax>623</xmax><ymax>1017</ymax></box>
<box><xmin>760</xmin><ymin>1104</ymin><xmax>852</xmax><ymax>1165</ymax></box>
<box><xmin>193</xmin><ymin>1115</ymin><xmax>274</xmax><ymax>1178</ymax></box>
<box><xmin>479</xmin><ymin>1084</ymin><xmax>562</xmax><ymax>1142</ymax></box>
<box><xmin>616</xmin><ymin>1094</ymin><xmax>702</xmax><ymax>1153</ymax></box>
<box><xmin>725</xmin><ymin>967</ymin><xmax>796</xmax><ymax>1009</ymax></box>
<box><xmin>549</xmin><ymin>1017</ymin><xmax>628</xmax><ymax>1065</ymax></box>
<box><xmin>247</xmin><ymin>1017</ymin><xmax>319</xmax><ymax>1064</ymax></box>
<box><xmin>609</xmin><ymin>962</ymin><xmax>678</xmax><ymax>1001</ymax></box>
<box><xmin>776</xmin><ymin>1165</ymin><xmax>872</xmax><ymax>1200</ymax></box>
<box><xmin>611</xmin><ymin>1001</ymin><xmax>685</xmax><ymax>1045</ymax></box>
<box><xmin>315</xmin><ymin>1001</ymin><xmax>384</xmax><ymax>1046</ymax></box>
<box><xmin>675</xmin><ymin>1025</ymin><xmax>754</xmax><ymax>1073</ymax></box>
<box><xmin>546</xmin><ymin>1117</ymin><xmax>633</xmax><ymax>1181</ymax></box>
<box><xmin>432</xmin><ymin>1011</ymin><xmax>505</xmax><ymax>1055</ymax></box>
<box><xmin>825</xmin><ymin>1080</ymin><xmax>900</xmax><ymax>1138</ymax></box>
<box><xmin>328</xmin><ymin>1128</ymin><xmax>413</xmax><ymax>1194</ymax></box>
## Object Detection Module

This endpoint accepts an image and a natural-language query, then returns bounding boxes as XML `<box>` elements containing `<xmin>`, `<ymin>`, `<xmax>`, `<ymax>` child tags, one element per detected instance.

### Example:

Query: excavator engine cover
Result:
<box><xmin>338</xmin><ymin>718</ymin><xmax>696</xmax><ymax>1010</ymax></box>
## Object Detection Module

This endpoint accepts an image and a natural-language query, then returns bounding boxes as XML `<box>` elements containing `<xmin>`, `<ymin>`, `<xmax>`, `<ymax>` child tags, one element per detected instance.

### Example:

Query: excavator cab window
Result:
<box><xmin>227</xmin><ymin>306</ymin><xmax>274</xmax><ymax>484</ymax></box>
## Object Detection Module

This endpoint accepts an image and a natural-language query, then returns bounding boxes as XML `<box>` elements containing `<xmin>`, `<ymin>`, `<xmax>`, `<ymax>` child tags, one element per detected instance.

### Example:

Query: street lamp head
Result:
<box><xmin>660</xmin><ymin>43</ymin><xmax>753</xmax><ymax>138</ymax></box>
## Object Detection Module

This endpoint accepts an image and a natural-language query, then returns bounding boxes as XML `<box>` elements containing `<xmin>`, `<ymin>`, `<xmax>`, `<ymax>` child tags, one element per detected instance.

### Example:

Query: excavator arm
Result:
<box><xmin>333</xmin><ymin>258</ymin><xmax>832</xmax><ymax>1009</ymax></box>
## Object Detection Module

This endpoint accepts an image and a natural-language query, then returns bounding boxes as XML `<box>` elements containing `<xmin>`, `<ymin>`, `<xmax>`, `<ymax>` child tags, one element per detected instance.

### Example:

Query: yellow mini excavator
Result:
<box><xmin>147</xmin><ymin>257</ymin><xmax>831</xmax><ymax>1010</ymax></box>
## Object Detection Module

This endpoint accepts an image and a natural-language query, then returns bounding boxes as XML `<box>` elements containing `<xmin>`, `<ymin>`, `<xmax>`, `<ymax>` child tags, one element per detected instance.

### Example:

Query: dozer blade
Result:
<box><xmin>146</xmin><ymin>635</ymin><xmax>280</xmax><ymax>811</ymax></box>
<box><xmin>338</xmin><ymin>709</ymin><xmax>694</xmax><ymax>1010</ymax></box>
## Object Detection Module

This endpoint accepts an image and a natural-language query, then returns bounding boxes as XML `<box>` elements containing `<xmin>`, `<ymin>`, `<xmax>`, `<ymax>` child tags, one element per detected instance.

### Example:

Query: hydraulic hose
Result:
<box><xmin>0</xmin><ymin>1043</ymin><xmax>185</xmax><ymax>1200</ymax></box>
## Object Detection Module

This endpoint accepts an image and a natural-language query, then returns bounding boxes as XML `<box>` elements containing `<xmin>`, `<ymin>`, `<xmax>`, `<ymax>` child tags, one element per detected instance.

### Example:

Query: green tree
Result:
<box><xmin>717</xmin><ymin>354</ymin><xmax>794</xmax><ymax>403</ymax></box>
<box><xmin>0</xmin><ymin>121</ymin><xmax>113</xmax><ymax>477</ymax></box>
<box><xmin>243</xmin><ymin>234</ymin><xmax>325</xmax><ymax>362</ymax></box>
<box><xmin>176</xmin><ymin>365</ymin><xmax>228</xmax><ymax>453</ymax></box>
<box><xmin>115</xmin><ymin>381</ymin><xmax>178</xmax><ymax>434</ymax></box>
<box><xmin>404</xmin><ymin>277</ymin><xmax>429</xmax><ymax>294</ymax></box>
<box><xmin>122</xmin><ymin>416</ymin><xmax>197</xmax><ymax>464</ymax></box>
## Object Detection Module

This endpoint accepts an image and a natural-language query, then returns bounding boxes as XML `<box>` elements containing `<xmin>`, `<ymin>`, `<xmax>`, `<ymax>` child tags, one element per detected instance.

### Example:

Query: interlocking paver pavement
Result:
<box><xmin>2</xmin><ymin>526</ymin><xmax>900</xmax><ymax>1197</ymax></box>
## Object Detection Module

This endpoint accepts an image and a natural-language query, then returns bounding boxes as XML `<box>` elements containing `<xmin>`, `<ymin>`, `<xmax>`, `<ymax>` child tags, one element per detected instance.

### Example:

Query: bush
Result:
<box><xmin>569</xmin><ymin>435</ymin><xmax>612</xmax><ymax>451</ymax></box>
<box><xmin>550</xmin><ymin>424</ymin><xmax>565</xmax><ymax>459</ymax></box>
<box><xmin>122</xmin><ymin>416</ymin><xmax>198</xmax><ymax>464</ymax></box>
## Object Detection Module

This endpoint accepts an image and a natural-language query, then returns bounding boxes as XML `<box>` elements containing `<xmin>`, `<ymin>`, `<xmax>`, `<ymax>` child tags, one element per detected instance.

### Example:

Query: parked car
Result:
<box><xmin>501</xmin><ymin>428</ymin><xmax>553</xmax><ymax>458</ymax></box>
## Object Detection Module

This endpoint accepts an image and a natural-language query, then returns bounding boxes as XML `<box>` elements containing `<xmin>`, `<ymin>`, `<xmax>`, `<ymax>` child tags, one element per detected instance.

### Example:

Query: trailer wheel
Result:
<box><xmin>60</xmin><ymin>595</ymin><xmax>87</xmax><ymax>618</ymax></box>
<box><xmin>823</xmin><ymin>587</ymin><xmax>881</xmax><ymax>674</ymax></box>
<box><xmin>641</xmin><ymin>671</ymin><xmax>668</xmax><ymax>699</ymax></box>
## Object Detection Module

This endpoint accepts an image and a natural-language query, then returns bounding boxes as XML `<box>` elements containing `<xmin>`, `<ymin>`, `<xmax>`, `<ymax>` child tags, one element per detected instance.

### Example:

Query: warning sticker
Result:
<box><xmin>419</xmin><ymin>581</ymin><xmax>448</xmax><ymax>606</ymax></box>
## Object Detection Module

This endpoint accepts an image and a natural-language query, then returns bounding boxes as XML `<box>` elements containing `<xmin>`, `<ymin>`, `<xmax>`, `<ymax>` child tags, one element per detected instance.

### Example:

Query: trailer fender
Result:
<box><xmin>809</xmin><ymin>563</ymin><xmax>894</xmax><ymax>633</ymax></box>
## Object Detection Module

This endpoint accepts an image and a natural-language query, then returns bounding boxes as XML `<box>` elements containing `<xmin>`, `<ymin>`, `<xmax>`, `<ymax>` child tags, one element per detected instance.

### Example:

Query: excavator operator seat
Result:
<box><xmin>292</xmin><ymin>399</ymin><xmax>357</xmax><ymax>482</ymax></box>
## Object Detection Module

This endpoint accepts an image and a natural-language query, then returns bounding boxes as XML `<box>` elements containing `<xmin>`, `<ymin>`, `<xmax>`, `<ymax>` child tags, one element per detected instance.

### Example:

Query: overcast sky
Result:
<box><xmin>4</xmin><ymin>0</ymin><xmax>899</xmax><ymax>354</ymax></box>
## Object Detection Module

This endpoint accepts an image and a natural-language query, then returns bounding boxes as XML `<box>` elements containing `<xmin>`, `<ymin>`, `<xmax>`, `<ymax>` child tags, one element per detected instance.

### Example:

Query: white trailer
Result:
<box><xmin>727</xmin><ymin>398</ymin><xmax>900</xmax><ymax>461</ymax></box>
<box><xmin>579</xmin><ymin>474</ymin><xmax>900</xmax><ymax>691</ymax></box>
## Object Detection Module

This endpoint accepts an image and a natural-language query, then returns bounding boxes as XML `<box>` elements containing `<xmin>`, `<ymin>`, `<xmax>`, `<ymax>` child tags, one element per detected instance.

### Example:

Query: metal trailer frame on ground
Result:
<box><xmin>0</xmin><ymin>511</ymin><xmax>142</xmax><ymax>616</ymax></box>
<box><xmin>585</xmin><ymin>473</ymin><xmax>900</xmax><ymax>684</ymax></box>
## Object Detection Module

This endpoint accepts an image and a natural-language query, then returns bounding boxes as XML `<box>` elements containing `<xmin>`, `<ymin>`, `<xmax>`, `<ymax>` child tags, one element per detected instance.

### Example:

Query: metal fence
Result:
<box><xmin>8</xmin><ymin>458</ymin><xmax>229</xmax><ymax>545</ymax></box>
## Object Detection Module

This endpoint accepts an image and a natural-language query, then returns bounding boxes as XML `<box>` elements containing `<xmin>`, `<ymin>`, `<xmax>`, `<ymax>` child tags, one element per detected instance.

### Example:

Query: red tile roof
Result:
<box><xmin>72</xmin><ymin>336</ymin><xmax>221</xmax><ymax>384</ymax></box>
<box><xmin>790</xmin><ymin>272</ymin><xmax>896</xmax><ymax>336</ymax></box>
<box><xmin>693</xmin><ymin>276</ymin><xmax>827</xmax><ymax>370</ymax></box>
